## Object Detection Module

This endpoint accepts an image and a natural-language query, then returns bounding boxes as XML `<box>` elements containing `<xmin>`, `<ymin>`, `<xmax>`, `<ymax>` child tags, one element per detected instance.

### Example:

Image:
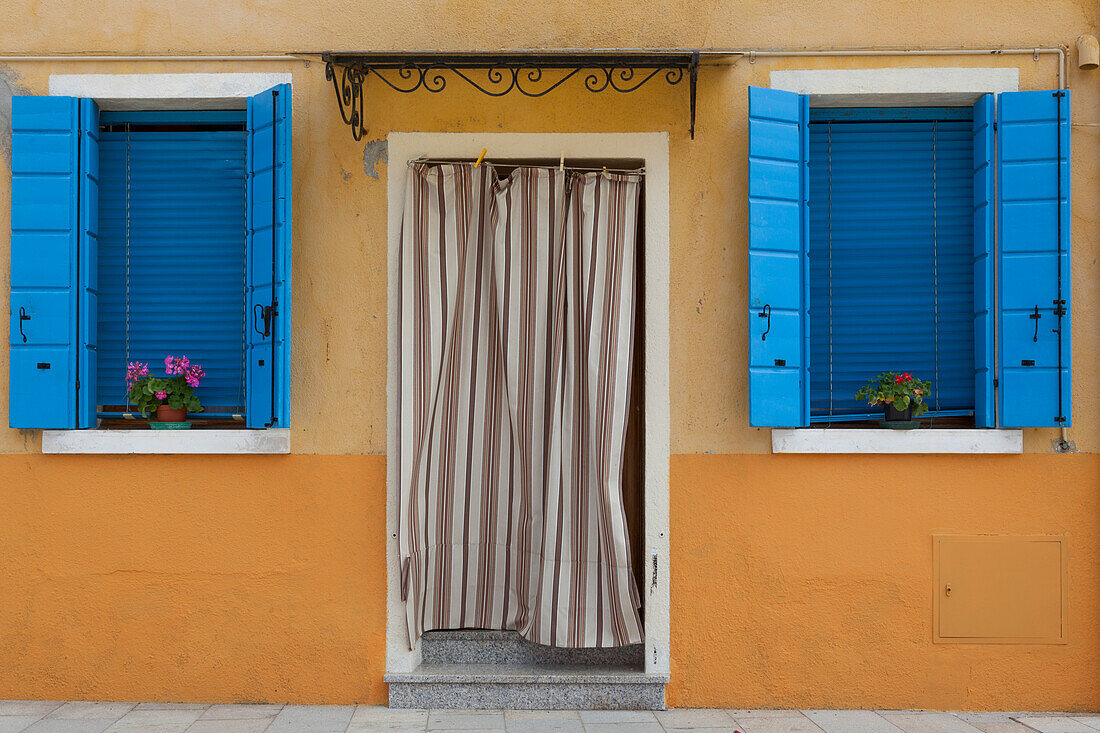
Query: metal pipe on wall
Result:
<box><xmin>0</xmin><ymin>46</ymin><xmax>1068</xmax><ymax>88</ymax></box>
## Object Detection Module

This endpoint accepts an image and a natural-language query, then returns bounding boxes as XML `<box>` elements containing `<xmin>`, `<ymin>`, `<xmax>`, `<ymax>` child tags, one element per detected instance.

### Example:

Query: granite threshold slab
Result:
<box><xmin>384</xmin><ymin>662</ymin><xmax>668</xmax><ymax>684</ymax></box>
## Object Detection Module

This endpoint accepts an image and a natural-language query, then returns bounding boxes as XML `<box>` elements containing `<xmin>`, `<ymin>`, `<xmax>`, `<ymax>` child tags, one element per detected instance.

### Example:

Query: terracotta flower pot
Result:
<box><xmin>156</xmin><ymin>405</ymin><xmax>187</xmax><ymax>422</ymax></box>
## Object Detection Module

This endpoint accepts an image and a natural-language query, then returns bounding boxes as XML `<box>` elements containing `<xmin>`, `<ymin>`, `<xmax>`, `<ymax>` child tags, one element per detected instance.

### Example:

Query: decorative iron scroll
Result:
<box><xmin>322</xmin><ymin>51</ymin><xmax>701</xmax><ymax>141</ymax></box>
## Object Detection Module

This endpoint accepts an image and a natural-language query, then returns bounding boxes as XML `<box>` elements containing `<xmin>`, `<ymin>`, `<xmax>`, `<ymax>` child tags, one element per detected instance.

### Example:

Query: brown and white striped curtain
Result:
<box><xmin>398</xmin><ymin>162</ymin><xmax>643</xmax><ymax>648</ymax></box>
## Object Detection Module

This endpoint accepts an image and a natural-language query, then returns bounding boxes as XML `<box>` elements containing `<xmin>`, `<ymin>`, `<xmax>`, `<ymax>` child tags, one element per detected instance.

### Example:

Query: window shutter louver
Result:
<box><xmin>246</xmin><ymin>84</ymin><xmax>292</xmax><ymax>428</ymax></box>
<box><xmin>747</xmin><ymin>86</ymin><xmax>810</xmax><ymax>427</ymax></box>
<box><xmin>9</xmin><ymin>96</ymin><xmax>82</xmax><ymax>428</ymax></box>
<box><xmin>997</xmin><ymin>90</ymin><xmax>1072</xmax><ymax>427</ymax></box>
<box><xmin>972</xmin><ymin>94</ymin><xmax>995</xmax><ymax>428</ymax></box>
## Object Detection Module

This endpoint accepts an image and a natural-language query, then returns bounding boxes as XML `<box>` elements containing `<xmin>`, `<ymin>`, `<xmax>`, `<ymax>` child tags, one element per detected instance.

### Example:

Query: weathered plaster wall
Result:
<box><xmin>0</xmin><ymin>0</ymin><xmax>1097</xmax><ymax>710</ymax></box>
<box><xmin>670</xmin><ymin>454</ymin><xmax>1100</xmax><ymax>710</ymax></box>
<box><xmin>0</xmin><ymin>455</ymin><xmax>388</xmax><ymax>704</ymax></box>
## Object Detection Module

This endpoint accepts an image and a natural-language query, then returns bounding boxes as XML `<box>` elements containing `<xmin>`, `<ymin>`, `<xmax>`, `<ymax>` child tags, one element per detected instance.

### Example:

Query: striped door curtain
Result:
<box><xmin>398</xmin><ymin>162</ymin><xmax>644</xmax><ymax>648</ymax></box>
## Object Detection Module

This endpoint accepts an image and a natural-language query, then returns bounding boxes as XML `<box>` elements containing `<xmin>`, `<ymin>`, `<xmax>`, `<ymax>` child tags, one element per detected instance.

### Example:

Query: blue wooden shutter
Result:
<box><xmin>748</xmin><ymin>86</ymin><xmax>809</xmax><ymax>427</ymax></box>
<box><xmin>246</xmin><ymin>84</ymin><xmax>292</xmax><ymax>428</ymax></box>
<box><xmin>77</xmin><ymin>98</ymin><xmax>100</xmax><ymax>428</ymax></box>
<box><xmin>972</xmin><ymin>94</ymin><xmax>994</xmax><ymax>427</ymax></box>
<box><xmin>9</xmin><ymin>97</ymin><xmax>81</xmax><ymax>428</ymax></box>
<box><xmin>997</xmin><ymin>90</ymin><xmax>1071</xmax><ymax>427</ymax></box>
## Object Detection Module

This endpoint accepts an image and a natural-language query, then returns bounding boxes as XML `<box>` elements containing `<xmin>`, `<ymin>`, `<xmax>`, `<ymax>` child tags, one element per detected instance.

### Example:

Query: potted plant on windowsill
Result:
<box><xmin>126</xmin><ymin>356</ymin><xmax>205</xmax><ymax>429</ymax></box>
<box><xmin>853</xmin><ymin>371</ymin><xmax>932</xmax><ymax>429</ymax></box>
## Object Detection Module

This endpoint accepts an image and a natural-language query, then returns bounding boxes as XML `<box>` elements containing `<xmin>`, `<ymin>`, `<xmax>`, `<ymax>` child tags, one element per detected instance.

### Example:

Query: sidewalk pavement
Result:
<box><xmin>2</xmin><ymin>702</ymin><xmax>1098</xmax><ymax>732</ymax></box>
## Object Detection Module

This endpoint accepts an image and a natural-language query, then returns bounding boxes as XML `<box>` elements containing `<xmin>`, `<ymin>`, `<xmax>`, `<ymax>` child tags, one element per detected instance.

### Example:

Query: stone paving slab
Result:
<box><xmin>3</xmin><ymin>704</ymin><xmax>1100</xmax><ymax>732</ymax></box>
<box><xmin>734</xmin><ymin>713</ymin><xmax>824</xmax><ymax>733</ymax></box>
<box><xmin>878</xmin><ymin>711</ymin><xmax>984</xmax><ymax>733</ymax></box>
<box><xmin>1013</xmin><ymin>717</ymin><xmax>1098</xmax><ymax>733</ymax></box>
<box><xmin>804</xmin><ymin>709</ymin><xmax>905</xmax><ymax>733</ymax></box>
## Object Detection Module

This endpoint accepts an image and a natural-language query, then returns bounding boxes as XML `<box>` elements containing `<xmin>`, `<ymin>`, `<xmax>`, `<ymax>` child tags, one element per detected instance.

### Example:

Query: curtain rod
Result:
<box><xmin>408</xmin><ymin>158</ymin><xmax>645</xmax><ymax>174</ymax></box>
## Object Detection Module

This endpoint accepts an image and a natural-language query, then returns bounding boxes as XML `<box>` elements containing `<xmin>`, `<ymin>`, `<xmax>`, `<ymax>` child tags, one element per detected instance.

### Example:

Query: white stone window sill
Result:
<box><xmin>42</xmin><ymin>429</ymin><xmax>290</xmax><ymax>454</ymax></box>
<box><xmin>772</xmin><ymin>428</ymin><xmax>1022</xmax><ymax>454</ymax></box>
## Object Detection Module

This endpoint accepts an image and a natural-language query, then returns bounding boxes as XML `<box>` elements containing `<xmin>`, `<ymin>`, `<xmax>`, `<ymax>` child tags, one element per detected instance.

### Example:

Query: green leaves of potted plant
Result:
<box><xmin>125</xmin><ymin>356</ymin><xmax>205</xmax><ymax>429</ymax></box>
<box><xmin>853</xmin><ymin>371</ymin><xmax>933</xmax><ymax>429</ymax></box>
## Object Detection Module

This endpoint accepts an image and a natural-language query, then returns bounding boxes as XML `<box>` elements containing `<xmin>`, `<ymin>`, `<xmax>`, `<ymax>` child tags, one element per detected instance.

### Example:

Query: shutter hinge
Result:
<box><xmin>1053</xmin><ymin>90</ymin><xmax>1066</xmax><ymax>98</ymax></box>
<box><xmin>993</xmin><ymin>378</ymin><xmax>998</xmax><ymax>389</ymax></box>
<box><xmin>992</xmin><ymin>121</ymin><xmax>997</xmax><ymax>131</ymax></box>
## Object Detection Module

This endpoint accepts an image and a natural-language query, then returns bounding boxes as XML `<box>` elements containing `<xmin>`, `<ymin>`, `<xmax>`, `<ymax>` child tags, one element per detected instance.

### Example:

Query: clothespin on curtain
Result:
<box><xmin>474</xmin><ymin>148</ymin><xmax>487</xmax><ymax>168</ymax></box>
<box><xmin>559</xmin><ymin>151</ymin><xmax>565</xmax><ymax>173</ymax></box>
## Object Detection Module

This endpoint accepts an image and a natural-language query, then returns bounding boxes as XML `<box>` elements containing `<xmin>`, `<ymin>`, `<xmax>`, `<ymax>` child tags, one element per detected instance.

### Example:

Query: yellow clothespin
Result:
<box><xmin>474</xmin><ymin>148</ymin><xmax>487</xmax><ymax>168</ymax></box>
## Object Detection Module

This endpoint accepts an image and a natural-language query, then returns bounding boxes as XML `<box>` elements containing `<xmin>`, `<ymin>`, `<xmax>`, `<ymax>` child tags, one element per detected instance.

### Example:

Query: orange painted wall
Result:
<box><xmin>669</xmin><ymin>453</ymin><xmax>1100</xmax><ymax>711</ymax></box>
<box><xmin>3</xmin><ymin>452</ymin><xmax>1096</xmax><ymax>707</ymax></box>
<box><xmin>0</xmin><ymin>455</ymin><xmax>388</xmax><ymax>704</ymax></box>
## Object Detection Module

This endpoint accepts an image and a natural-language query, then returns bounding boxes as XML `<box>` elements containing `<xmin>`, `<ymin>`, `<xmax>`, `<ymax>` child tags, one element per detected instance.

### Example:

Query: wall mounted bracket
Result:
<box><xmin>322</xmin><ymin>50</ymin><xmax>702</xmax><ymax>141</ymax></box>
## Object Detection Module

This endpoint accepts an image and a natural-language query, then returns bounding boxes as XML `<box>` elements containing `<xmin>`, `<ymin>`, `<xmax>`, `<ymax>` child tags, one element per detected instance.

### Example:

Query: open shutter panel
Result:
<box><xmin>246</xmin><ymin>84</ymin><xmax>292</xmax><ymax>428</ymax></box>
<box><xmin>78</xmin><ymin>98</ymin><xmax>100</xmax><ymax>428</ymax></box>
<box><xmin>972</xmin><ymin>94</ymin><xmax>994</xmax><ymax>427</ymax></box>
<box><xmin>747</xmin><ymin>86</ymin><xmax>809</xmax><ymax>427</ymax></box>
<box><xmin>997</xmin><ymin>90</ymin><xmax>1071</xmax><ymax>427</ymax></box>
<box><xmin>9</xmin><ymin>96</ymin><xmax>81</xmax><ymax>428</ymax></box>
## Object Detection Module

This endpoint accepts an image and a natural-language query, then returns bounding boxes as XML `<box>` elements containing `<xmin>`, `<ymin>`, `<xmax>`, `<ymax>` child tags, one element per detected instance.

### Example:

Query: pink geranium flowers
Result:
<box><xmin>123</xmin><ymin>355</ymin><xmax>206</xmax><ymax>418</ymax></box>
<box><xmin>164</xmin><ymin>355</ymin><xmax>206</xmax><ymax>388</ymax></box>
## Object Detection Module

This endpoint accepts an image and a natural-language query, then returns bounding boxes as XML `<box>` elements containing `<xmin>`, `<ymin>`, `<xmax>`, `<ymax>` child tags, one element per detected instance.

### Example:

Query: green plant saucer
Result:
<box><xmin>882</xmin><ymin>419</ymin><xmax>920</xmax><ymax>430</ymax></box>
<box><xmin>150</xmin><ymin>421</ymin><xmax>192</xmax><ymax>430</ymax></box>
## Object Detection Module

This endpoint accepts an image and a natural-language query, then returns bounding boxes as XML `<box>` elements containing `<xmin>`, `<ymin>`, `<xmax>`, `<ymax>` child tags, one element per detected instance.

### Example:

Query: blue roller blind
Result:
<box><xmin>808</xmin><ymin>108</ymin><xmax>976</xmax><ymax>420</ymax></box>
<box><xmin>96</xmin><ymin>113</ymin><xmax>247</xmax><ymax>415</ymax></box>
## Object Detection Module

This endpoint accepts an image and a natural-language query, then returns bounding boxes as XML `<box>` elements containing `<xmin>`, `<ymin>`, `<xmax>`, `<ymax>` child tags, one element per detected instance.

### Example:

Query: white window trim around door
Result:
<box><xmin>386</xmin><ymin>133</ymin><xmax>671</xmax><ymax>676</ymax></box>
<box><xmin>768</xmin><ymin>66</ymin><xmax>1023</xmax><ymax>454</ymax></box>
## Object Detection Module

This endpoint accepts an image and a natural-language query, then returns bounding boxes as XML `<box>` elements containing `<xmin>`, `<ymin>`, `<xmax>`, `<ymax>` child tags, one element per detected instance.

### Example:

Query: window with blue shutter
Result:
<box><xmin>96</xmin><ymin>110</ymin><xmax>248</xmax><ymax>417</ymax></box>
<box><xmin>10</xmin><ymin>90</ymin><xmax>293</xmax><ymax>431</ymax></box>
<box><xmin>747</xmin><ymin>87</ymin><xmax>1072</xmax><ymax>430</ymax></box>
<box><xmin>245</xmin><ymin>84</ymin><xmax>292</xmax><ymax>429</ymax></box>
<box><xmin>998</xmin><ymin>90</ymin><xmax>1071</xmax><ymax>427</ymax></box>
<box><xmin>747</xmin><ymin>86</ymin><xmax>809</xmax><ymax>427</ymax></box>
<box><xmin>807</xmin><ymin>107</ymin><xmax>977</xmax><ymax>422</ymax></box>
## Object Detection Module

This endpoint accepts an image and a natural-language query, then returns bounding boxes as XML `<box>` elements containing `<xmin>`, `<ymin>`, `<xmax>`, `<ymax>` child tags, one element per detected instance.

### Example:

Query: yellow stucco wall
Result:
<box><xmin>0</xmin><ymin>0</ymin><xmax>1097</xmax><ymax>709</ymax></box>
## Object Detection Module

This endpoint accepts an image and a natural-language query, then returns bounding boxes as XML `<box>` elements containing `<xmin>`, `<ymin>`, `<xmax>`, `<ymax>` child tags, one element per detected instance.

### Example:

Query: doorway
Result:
<box><xmin>385</xmin><ymin>133</ymin><xmax>671</xmax><ymax>679</ymax></box>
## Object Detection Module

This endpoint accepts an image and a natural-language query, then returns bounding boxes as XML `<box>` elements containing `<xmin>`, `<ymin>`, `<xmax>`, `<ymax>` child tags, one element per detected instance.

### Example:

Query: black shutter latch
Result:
<box><xmin>759</xmin><ymin>304</ymin><xmax>771</xmax><ymax>341</ymax></box>
<box><xmin>18</xmin><ymin>307</ymin><xmax>30</xmax><ymax>343</ymax></box>
<box><xmin>253</xmin><ymin>303</ymin><xmax>276</xmax><ymax>338</ymax></box>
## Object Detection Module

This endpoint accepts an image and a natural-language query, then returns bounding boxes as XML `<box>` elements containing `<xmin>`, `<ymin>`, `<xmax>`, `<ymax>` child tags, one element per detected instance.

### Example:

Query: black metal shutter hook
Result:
<box><xmin>759</xmin><ymin>304</ymin><xmax>771</xmax><ymax>340</ymax></box>
<box><xmin>18</xmin><ymin>307</ymin><xmax>30</xmax><ymax>343</ymax></box>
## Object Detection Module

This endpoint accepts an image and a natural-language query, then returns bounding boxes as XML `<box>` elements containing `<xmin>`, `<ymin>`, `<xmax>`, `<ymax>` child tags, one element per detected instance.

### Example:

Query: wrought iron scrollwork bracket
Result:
<box><xmin>322</xmin><ymin>51</ymin><xmax>701</xmax><ymax>142</ymax></box>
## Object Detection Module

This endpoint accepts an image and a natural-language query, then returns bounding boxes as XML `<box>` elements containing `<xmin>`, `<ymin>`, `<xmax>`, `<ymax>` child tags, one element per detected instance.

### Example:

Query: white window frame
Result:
<box><xmin>41</xmin><ymin>73</ymin><xmax>293</xmax><ymax>454</ymax></box>
<box><xmin>768</xmin><ymin>67</ymin><xmax>1023</xmax><ymax>453</ymax></box>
